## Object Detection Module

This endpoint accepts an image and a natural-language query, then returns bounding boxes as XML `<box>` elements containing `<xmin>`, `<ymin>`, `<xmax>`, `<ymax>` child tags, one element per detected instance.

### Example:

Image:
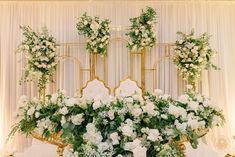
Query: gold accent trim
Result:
<box><xmin>31</xmin><ymin>132</ymin><xmax>66</xmax><ymax>147</ymax></box>
<box><xmin>58</xmin><ymin>55</ymin><xmax>85</xmax><ymax>92</ymax></box>
<box><xmin>141</xmin><ymin>48</ymin><xmax>146</xmax><ymax>93</ymax></box>
<box><xmin>113</xmin><ymin>76</ymin><xmax>142</xmax><ymax>97</ymax></box>
<box><xmin>80</xmin><ymin>76</ymin><xmax>111</xmax><ymax>97</ymax></box>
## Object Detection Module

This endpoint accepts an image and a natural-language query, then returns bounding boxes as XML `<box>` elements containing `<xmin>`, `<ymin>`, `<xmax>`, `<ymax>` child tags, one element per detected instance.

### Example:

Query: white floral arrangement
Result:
<box><xmin>17</xmin><ymin>26</ymin><xmax>57</xmax><ymax>94</ymax></box>
<box><xmin>127</xmin><ymin>7</ymin><xmax>157</xmax><ymax>51</ymax></box>
<box><xmin>10</xmin><ymin>88</ymin><xmax>224</xmax><ymax>157</ymax></box>
<box><xmin>173</xmin><ymin>30</ymin><xmax>219</xmax><ymax>85</ymax></box>
<box><xmin>76</xmin><ymin>13</ymin><xmax>110</xmax><ymax>56</ymax></box>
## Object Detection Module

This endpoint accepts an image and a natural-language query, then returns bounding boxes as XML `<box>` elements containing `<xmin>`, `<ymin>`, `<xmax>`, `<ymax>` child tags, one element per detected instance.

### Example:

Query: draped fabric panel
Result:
<box><xmin>1</xmin><ymin>0</ymin><xmax>235</xmax><ymax>156</ymax></box>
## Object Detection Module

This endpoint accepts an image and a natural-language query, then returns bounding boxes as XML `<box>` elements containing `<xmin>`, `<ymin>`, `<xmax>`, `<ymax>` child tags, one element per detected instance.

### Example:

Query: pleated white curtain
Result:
<box><xmin>1</xmin><ymin>0</ymin><xmax>235</xmax><ymax>156</ymax></box>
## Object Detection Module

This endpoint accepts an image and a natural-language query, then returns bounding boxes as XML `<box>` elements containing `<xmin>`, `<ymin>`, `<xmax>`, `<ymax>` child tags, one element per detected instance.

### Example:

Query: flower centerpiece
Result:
<box><xmin>127</xmin><ymin>7</ymin><xmax>157</xmax><ymax>51</ymax></box>
<box><xmin>17</xmin><ymin>26</ymin><xmax>57</xmax><ymax>98</ymax></box>
<box><xmin>9</xmin><ymin>89</ymin><xmax>224</xmax><ymax>157</ymax></box>
<box><xmin>76</xmin><ymin>13</ymin><xmax>110</xmax><ymax>56</ymax></box>
<box><xmin>173</xmin><ymin>30</ymin><xmax>219</xmax><ymax>87</ymax></box>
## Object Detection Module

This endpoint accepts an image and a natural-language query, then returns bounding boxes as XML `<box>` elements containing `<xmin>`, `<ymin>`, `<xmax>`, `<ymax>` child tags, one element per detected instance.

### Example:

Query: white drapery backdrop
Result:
<box><xmin>1</xmin><ymin>0</ymin><xmax>235</xmax><ymax>156</ymax></box>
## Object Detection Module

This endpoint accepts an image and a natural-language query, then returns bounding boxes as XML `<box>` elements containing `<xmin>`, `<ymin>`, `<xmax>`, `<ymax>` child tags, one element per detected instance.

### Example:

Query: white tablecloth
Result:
<box><xmin>15</xmin><ymin>139</ymin><xmax>225</xmax><ymax>157</ymax></box>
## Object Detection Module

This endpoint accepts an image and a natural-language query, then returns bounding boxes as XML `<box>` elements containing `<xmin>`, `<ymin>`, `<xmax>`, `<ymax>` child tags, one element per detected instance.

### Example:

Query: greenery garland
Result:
<box><xmin>10</xmin><ymin>89</ymin><xmax>224</xmax><ymax>157</ymax></box>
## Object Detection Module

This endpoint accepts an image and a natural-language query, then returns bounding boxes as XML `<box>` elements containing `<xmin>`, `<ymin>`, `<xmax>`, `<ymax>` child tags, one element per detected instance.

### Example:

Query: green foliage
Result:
<box><xmin>127</xmin><ymin>7</ymin><xmax>157</xmax><ymax>51</ymax></box>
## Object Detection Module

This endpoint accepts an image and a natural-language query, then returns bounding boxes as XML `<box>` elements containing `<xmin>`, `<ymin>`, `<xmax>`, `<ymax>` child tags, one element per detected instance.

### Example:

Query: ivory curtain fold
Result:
<box><xmin>1</xmin><ymin>0</ymin><xmax>235</xmax><ymax>156</ymax></box>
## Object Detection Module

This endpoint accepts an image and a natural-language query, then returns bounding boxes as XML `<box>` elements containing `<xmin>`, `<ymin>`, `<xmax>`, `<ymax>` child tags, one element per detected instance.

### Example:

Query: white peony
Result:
<box><xmin>71</xmin><ymin>114</ymin><xmax>84</xmax><ymax>125</ymax></box>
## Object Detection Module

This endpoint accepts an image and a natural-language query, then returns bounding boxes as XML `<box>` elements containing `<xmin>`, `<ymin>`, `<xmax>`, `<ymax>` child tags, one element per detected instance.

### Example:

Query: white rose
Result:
<box><xmin>71</xmin><ymin>114</ymin><xmax>84</xmax><ymax>125</ymax></box>
<box><xmin>108</xmin><ymin>110</ymin><xmax>115</xmax><ymax>120</ymax></box>
<box><xmin>27</xmin><ymin>107</ymin><xmax>35</xmax><ymax>116</ymax></box>
<box><xmin>212</xmin><ymin>115</ymin><xmax>222</xmax><ymax>127</ymax></box>
<box><xmin>50</xmin><ymin>93</ymin><xmax>58</xmax><ymax>103</ymax></box>
<box><xmin>133</xmin><ymin>146</ymin><xmax>147</xmax><ymax>157</ymax></box>
<box><xmin>168</xmin><ymin>105</ymin><xmax>187</xmax><ymax>118</ymax></box>
<box><xmin>35</xmin><ymin>112</ymin><xmax>40</xmax><ymax>118</ymax></box>
<box><xmin>93</xmin><ymin>100</ymin><xmax>102</xmax><ymax>110</ymax></box>
<box><xmin>17</xmin><ymin>95</ymin><xmax>28</xmax><ymax>108</ymax></box>
<box><xmin>142</xmin><ymin>102</ymin><xmax>156</xmax><ymax>116</ymax></box>
<box><xmin>59</xmin><ymin>107</ymin><xmax>68</xmax><ymax>115</ymax></box>
<box><xmin>178</xmin><ymin>94</ymin><xmax>189</xmax><ymax>104</ymax></box>
<box><xmin>175</xmin><ymin>120</ymin><xmax>187</xmax><ymax>132</ymax></box>
<box><xmin>154</xmin><ymin>89</ymin><xmax>163</xmax><ymax>96</ymax></box>
<box><xmin>110</xmin><ymin>132</ymin><xmax>120</xmax><ymax>145</ymax></box>
<box><xmin>61</xmin><ymin>116</ymin><xmax>66</xmax><ymax>125</ymax></box>
<box><xmin>188</xmin><ymin>101</ymin><xmax>199</xmax><ymax>110</ymax></box>
<box><xmin>78</xmin><ymin>101</ymin><xmax>87</xmax><ymax>109</ymax></box>
<box><xmin>147</xmin><ymin>129</ymin><xmax>162</xmax><ymax>142</ymax></box>
<box><xmin>121</xmin><ymin>125</ymin><xmax>133</xmax><ymax>137</ymax></box>
<box><xmin>65</xmin><ymin>98</ymin><xmax>77</xmax><ymax>107</ymax></box>
<box><xmin>132</xmin><ymin>107</ymin><xmax>142</xmax><ymax>117</ymax></box>
<box><xmin>124</xmin><ymin>139</ymin><xmax>141</xmax><ymax>150</ymax></box>
<box><xmin>187</xmin><ymin>118</ymin><xmax>205</xmax><ymax>130</ymax></box>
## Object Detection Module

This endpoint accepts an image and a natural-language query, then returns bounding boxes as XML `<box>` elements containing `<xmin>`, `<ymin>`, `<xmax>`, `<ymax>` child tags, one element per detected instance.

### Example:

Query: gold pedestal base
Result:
<box><xmin>57</xmin><ymin>146</ymin><xmax>65</xmax><ymax>157</ymax></box>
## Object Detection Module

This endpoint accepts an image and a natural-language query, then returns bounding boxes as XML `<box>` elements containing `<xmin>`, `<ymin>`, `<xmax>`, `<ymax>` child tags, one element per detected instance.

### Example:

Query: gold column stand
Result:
<box><xmin>141</xmin><ymin>48</ymin><xmax>146</xmax><ymax>93</ymax></box>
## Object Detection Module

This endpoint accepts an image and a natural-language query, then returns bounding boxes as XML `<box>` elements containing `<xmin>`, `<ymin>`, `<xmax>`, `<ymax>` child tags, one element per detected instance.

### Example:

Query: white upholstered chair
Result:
<box><xmin>81</xmin><ymin>77</ymin><xmax>111</xmax><ymax>100</ymax></box>
<box><xmin>114</xmin><ymin>78</ymin><xmax>142</xmax><ymax>97</ymax></box>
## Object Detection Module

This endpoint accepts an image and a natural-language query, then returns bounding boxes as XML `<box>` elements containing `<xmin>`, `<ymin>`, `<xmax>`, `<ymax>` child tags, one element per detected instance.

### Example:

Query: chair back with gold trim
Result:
<box><xmin>114</xmin><ymin>78</ymin><xmax>142</xmax><ymax>97</ymax></box>
<box><xmin>81</xmin><ymin>77</ymin><xmax>111</xmax><ymax>100</ymax></box>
